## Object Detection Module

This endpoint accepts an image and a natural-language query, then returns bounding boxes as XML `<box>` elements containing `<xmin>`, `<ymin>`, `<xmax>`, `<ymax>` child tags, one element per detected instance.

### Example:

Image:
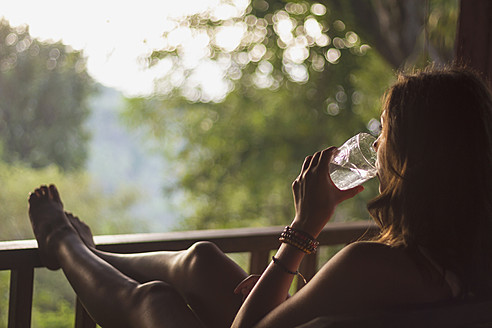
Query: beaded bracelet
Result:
<box><xmin>279</xmin><ymin>226</ymin><xmax>319</xmax><ymax>254</ymax></box>
<box><xmin>271</xmin><ymin>256</ymin><xmax>307</xmax><ymax>285</ymax></box>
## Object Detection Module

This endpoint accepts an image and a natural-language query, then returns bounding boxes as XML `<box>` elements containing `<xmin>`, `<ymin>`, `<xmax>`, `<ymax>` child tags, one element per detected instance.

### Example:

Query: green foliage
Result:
<box><xmin>0</xmin><ymin>160</ymin><xmax>144</xmax><ymax>241</ymax></box>
<box><xmin>425</xmin><ymin>0</ymin><xmax>459</xmax><ymax>63</ymax></box>
<box><xmin>124</xmin><ymin>1</ymin><xmax>400</xmax><ymax>230</ymax></box>
<box><xmin>0</xmin><ymin>271</ymin><xmax>7</xmax><ymax>328</ymax></box>
<box><xmin>130</xmin><ymin>0</ymin><xmax>458</xmax><ymax>231</ymax></box>
<box><xmin>0</xmin><ymin>19</ymin><xmax>95</xmax><ymax>171</ymax></box>
<box><xmin>0</xmin><ymin>270</ymin><xmax>77</xmax><ymax>328</ymax></box>
<box><xmin>124</xmin><ymin>0</ymin><xmax>458</xmax><ymax>230</ymax></box>
<box><xmin>31</xmin><ymin>270</ymin><xmax>75</xmax><ymax>328</ymax></box>
<box><xmin>339</xmin><ymin>0</ymin><xmax>458</xmax><ymax>68</ymax></box>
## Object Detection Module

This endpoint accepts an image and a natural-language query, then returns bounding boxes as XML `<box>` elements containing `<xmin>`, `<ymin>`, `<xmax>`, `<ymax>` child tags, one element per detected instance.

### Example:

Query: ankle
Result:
<box><xmin>47</xmin><ymin>226</ymin><xmax>79</xmax><ymax>253</ymax></box>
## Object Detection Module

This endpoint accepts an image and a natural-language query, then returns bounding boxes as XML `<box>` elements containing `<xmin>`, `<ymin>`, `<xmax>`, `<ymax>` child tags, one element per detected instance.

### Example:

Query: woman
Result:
<box><xmin>28</xmin><ymin>66</ymin><xmax>492</xmax><ymax>328</ymax></box>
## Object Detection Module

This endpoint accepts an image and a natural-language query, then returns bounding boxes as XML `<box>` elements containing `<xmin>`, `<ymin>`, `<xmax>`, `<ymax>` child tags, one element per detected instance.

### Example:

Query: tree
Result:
<box><xmin>124</xmin><ymin>0</ymin><xmax>458</xmax><ymax>229</ymax></box>
<box><xmin>342</xmin><ymin>0</ymin><xmax>458</xmax><ymax>68</ymax></box>
<box><xmin>0</xmin><ymin>19</ymin><xmax>95</xmax><ymax>171</ymax></box>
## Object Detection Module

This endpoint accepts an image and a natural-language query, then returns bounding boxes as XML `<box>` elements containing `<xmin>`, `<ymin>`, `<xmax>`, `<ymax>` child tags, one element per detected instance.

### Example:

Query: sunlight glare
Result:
<box><xmin>304</xmin><ymin>18</ymin><xmax>322</xmax><ymax>38</ymax></box>
<box><xmin>274</xmin><ymin>11</ymin><xmax>295</xmax><ymax>44</ymax></box>
<box><xmin>167</xmin><ymin>27</ymin><xmax>193</xmax><ymax>50</ymax></box>
<box><xmin>284</xmin><ymin>62</ymin><xmax>308</xmax><ymax>83</ymax></box>
<box><xmin>315</xmin><ymin>34</ymin><xmax>331</xmax><ymax>47</ymax></box>
<box><xmin>249</xmin><ymin>44</ymin><xmax>267</xmax><ymax>62</ymax></box>
<box><xmin>325</xmin><ymin>48</ymin><xmax>341</xmax><ymax>64</ymax></box>
<box><xmin>284</xmin><ymin>44</ymin><xmax>309</xmax><ymax>64</ymax></box>
<box><xmin>311</xmin><ymin>3</ymin><xmax>327</xmax><ymax>16</ymax></box>
<box><xmin>214</xmin><ymin>23</ymin><xmax>246</xmax><ymax>52</ymax></box>
<box><xmin>212</xmin><ymin>4</ymin><xmax>241</xmax><ymax>21</ymax></box>
<box><xmin>189</xmin><ymin>60</ymin><xmax>231</xmax><ymax>102</ymax></box>
<box><xmin>0</xmin><ymin>0</ymin><xmax>243</xmax><ymax>97</ymax></box>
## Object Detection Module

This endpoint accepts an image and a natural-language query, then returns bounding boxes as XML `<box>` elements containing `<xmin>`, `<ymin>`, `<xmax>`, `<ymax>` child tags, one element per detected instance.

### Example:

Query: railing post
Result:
<box><xmin>249</xmin><ymin>250</ymin><xmax>270</xmax><ymax>274</ymax></box>
<box><xmin>75</xmin><ymin>298</ymin><xmax>96</xmax><ymax>328</ymax></box>
<box><xmin>8</xmin><ymin>267</ymin><xmax>34</xmax><ymax>328</ymax></box>
<box><xmin>297</xmin><ymin>253</ymin><xmax>317</xmax><ymax>291</ymax></box>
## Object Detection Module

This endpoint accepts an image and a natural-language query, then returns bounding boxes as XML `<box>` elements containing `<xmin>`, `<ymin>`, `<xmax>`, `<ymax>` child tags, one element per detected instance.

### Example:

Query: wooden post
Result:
<box><xmin>296</xmin><ymin>254</ymin><xmax>317</xmax><ymax>291</ymax></box>
<box><xmin>456</xmin><ymin>0</ymin><xmax>492</xmax><ymax>90</ymax></box>
<box><xmin>74</xmin><ymin>298</ymin><xmax>97</xmax><ymax>328</ymax></box>
<box><xmin>249</xmin><ymin>250</ymin><xmax>270</xmax><ymax>274</ymax></box>
<box><xmin>8</xmin><ymin>268</ymin><xmax>34</xmax><ymax>328</ymax></box>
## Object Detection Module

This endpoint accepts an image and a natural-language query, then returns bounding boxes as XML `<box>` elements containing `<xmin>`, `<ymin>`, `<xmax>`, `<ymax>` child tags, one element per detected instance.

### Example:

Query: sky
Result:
<box><xmin>0</xmin><ymin>0</ymin><xmax>243</xmax><ymax>96</ymax></box>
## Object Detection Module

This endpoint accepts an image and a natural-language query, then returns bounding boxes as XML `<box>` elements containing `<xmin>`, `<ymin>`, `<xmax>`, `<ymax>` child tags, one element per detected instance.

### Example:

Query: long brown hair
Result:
<box><xmin>368</xmin><ymin>66</ymin><xmax>492</xmax><ymax>298</ymax></box>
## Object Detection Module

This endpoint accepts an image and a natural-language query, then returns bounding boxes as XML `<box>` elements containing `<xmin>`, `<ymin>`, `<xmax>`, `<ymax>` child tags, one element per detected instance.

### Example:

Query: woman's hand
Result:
<box><xmin>234</xmin><ymin>275</ymin><xmax>261</xmax><ymax>301</ymax></box>
<box><xmin>291</xmin><ymin>147</ymin><xmax>363</xmax><ymax>237</ymax></box>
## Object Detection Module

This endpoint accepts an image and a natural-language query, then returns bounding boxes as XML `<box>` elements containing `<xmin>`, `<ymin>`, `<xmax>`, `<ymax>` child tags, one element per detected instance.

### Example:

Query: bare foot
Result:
<box><xmin>65</xmin><ymin>211</ymin><xmax>96</xmax><ymax>250</ymax></box>
<box><xmin>28</xmin><ymin>184</ymin><xmax>77</xmax><ymax>270</ymax></box>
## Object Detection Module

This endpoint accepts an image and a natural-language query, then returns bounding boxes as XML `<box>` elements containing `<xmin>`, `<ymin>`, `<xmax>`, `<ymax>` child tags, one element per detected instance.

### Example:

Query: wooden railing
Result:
<box><xmin>0</xmin><ymin>221</ymin><xmax>378</xmax><ymax>328</ymax></box>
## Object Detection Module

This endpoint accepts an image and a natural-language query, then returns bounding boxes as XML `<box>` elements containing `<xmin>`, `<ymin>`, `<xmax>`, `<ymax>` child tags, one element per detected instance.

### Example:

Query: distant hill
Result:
<box><xmin>85</xmin><ymin>85</ymin><xmax>179</xmax><ymax>232</ymax></box>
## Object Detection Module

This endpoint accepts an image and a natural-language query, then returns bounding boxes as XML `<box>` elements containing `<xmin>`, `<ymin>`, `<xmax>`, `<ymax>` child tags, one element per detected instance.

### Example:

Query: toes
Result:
<box><xmin>49</xmin><ymin>184</ymin><xmax>63</xmax><ymax>205</ymax></box>
<box><xmin>29</xmin><ymin>184</ymin><xmax>63</xmax><ymax>206</ymax></box>
<box><xmin>39</xmin><ymin>185</ymin><xmax>49</xmax><ymax>197</ymax></box>
<box><xmin>28</xmin><ymin>191</ymin><xmax>38</xmax><ymax>204</ymax></box>
<box><xmin>28</xmin><ymin>186</ymin><xmax>47</xmax><ymax>205</ymax></box>
<box><xmin>32</xmin><ymin>186</ymin><xmax>49</xmax><ymax>199</ymax></box>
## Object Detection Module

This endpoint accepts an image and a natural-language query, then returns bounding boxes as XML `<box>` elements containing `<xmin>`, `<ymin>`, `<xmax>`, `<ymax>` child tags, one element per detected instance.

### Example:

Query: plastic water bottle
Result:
<box><xmin>329</xmin><ymin>133</ymin><xmax>378</xmax><ymax>190</ymax></box>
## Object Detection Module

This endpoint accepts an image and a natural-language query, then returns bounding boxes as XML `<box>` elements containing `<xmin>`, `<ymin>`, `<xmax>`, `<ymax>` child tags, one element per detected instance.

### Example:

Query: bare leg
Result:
<box><xmin>68</xmin><ymin>210</ymin><xmax>248</xmax><ymax>328</ymax></box>
<box><xmin>28</xmin><ymin>185</ymin><xmax>203</xmax><ymax>328</ymax></box>
<box><xmin>95</xmin><ymin>243</ymin><xmax>247</xmax><ymax>327</ymax></box>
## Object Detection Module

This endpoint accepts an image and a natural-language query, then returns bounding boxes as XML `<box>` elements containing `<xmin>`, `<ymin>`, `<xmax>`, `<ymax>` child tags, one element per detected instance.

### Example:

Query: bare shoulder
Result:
<box><xmin>333</xmin><ymin>241</ymin><xmax>408</xmax><ymax>265</ymax></box>
<box><xmin>337</xmin><ymin>241</ymin><xmax>434</xmax><ymax>283</ymax></box>
<box><xmin>319</xmin><ymin>241</ymin><xmax>406</xmax><ymax>271</ymax></box>
<box><xmin>306</xmin><ymin>241</ymin><xmax>445</xmax><ymax>309</ymax></box>
<box><xmin>336</xmin><ymin>240</ymin><xmax>395</xmax><ymax>255</ymax></box>
<box><xmin>317</xmin><ymin>241</ymin><xmax>416</xmax><ymax>285</ymax></box>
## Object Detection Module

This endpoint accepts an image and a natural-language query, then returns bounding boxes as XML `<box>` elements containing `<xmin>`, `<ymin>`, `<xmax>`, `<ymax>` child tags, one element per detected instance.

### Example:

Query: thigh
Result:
<box><xmin>162</xmin><ymin>241</ymin><xmax>248</xmax><ymax>328</ymax></box>
<box><xmin>96</xmin><ymin>241</ymin><xmax>248</xmax><ymax>328</ymax></box>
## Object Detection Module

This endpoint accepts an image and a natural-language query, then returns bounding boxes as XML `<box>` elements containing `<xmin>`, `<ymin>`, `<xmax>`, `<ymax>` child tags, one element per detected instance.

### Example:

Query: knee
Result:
<box><xmin>189</xmin><ymin>241</ymin><xmax>222</xmax><ymax>257</ymax></box>
<box><xmin>183</xmin><ymin>241</ymin><xmax>224</xmax><ymax>273</ymax></box>
<box><xmin>187</xmin><ymin>241</ymin><xmax>223</xmax><ymax>263</ymax></box>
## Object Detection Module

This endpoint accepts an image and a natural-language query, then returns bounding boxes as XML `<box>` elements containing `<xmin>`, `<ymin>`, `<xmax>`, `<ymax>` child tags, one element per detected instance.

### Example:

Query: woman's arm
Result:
<box><xmin>232</xmin><ymin>148</ymin><xmax>363</xmax><ymax>328</ymax></box>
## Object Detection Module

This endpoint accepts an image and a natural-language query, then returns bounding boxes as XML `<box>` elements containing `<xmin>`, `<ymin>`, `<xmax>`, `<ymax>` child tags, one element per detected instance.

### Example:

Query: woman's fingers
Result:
<box><xmin>317</xmin><ymin>147</ymin><xmax>337</xmax><ymax>172</ymax></box>
<box><xmin>301</xmin><ymin>155</ymin><xmax>313</xmax><ymax>174</ymax></box>
<box><xmin>234</xmin><ymin>274</ymin><xmax>261</xmax><ymax>301</ymax></box>
<box><xmin>300</xmin><ymin>147</ymin><xmax>336</xmax><ymax>176</ymax></box>
<box><xmin>337</xmin><ymin>185</ymin><xmax>365</xmax><ymax>202</ymax></box>
<box><xmin>309</xmin><ymin>151</ymin><xmax>322</xmax><ymax>169</ymax></box>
